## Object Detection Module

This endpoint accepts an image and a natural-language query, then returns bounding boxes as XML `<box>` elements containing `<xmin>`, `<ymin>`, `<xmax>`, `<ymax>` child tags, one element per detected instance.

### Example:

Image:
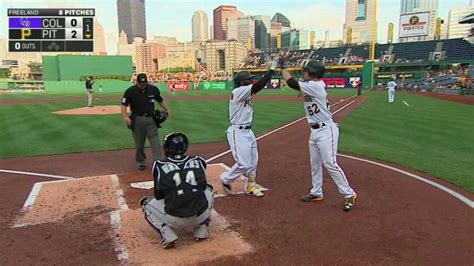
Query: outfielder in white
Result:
<box><xmin>387</xmin><ymin>79</ymin><xmax>397</xmax><ymax>103</ymax></box>
<box><xmin>282</xmin><ymin>60</ymin><xmax>357</xmax><ymax>211</ymax></box>
<box><xmin>220</xmin><ymin>66</ymin><xmax>275</xmax><ymax>197</ymax></box>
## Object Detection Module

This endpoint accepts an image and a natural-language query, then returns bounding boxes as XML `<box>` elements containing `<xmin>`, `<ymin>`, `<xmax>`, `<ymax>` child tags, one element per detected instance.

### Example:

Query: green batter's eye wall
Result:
<box><xmin>42</xmin><ymin>55</ymin><xmax>133</xmax><ymax>81</ymax></box>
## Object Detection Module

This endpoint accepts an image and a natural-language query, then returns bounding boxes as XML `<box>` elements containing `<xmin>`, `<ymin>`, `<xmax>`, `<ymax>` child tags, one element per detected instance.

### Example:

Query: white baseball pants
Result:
<box><xmin>220</xmin><ymin>125</ymin><xmax>258</xmax><ymax>184</ymax></box>
<box><xmin>308</xmin><ymin>123</ymin><xmax>355</xmax><ymax>198</ymax></box>
<box><xmin>388</xmin><ymin>89</ymin><xmax>395</xmax><ymax>102</ymax></box>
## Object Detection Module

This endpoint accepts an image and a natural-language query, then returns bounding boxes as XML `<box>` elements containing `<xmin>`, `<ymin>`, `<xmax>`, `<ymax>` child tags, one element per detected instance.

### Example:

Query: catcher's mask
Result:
<box><xmin>163</xmin><ymin>132</ymin><xmax>189</xmax><ymax>159</ymax></box>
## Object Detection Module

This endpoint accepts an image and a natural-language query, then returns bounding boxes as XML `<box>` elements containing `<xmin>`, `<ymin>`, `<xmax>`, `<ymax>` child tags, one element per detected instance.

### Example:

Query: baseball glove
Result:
<box><xmin>153</xmin><ymin>110</ymin><xmax>168</xmax><ymax>128</ymax></box>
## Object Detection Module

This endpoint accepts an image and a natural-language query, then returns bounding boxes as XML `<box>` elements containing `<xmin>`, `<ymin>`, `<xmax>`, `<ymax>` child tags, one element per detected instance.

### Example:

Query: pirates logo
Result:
<box><xmin>270</xmin><ymin>79</ymin><xmax>280</xmax><ymax>89</ymax></box>
<box><xmin>349</xmin><ymin>77</ymin><xmax>361</xmax><ymax>88</ymax></box>
<box><xmin>409</xmin><ymin>16</ymin><xmax>420</xmax><ymax>25</ymax></box>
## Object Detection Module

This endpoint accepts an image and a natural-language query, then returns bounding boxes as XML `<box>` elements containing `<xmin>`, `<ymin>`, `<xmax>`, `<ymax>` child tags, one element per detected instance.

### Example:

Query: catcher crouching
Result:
<box><xmin>140</xmin><ymin>132</ymin><xmax>214</xmax><ymax>249</ymax></box>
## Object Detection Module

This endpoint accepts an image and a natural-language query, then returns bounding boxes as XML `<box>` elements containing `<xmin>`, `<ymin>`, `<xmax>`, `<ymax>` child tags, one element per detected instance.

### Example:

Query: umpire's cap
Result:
<box><xmin>163</xmin><ymin>132</ymin><xmax>189</xmax><ymax>158</ymax></box>
<box><xmin>137</xmin><ymin>73</ymin><xmax>148</xmax><ymax>84</ymax></box>
<box><xmin>233</xmin><ymin>71</ymin><xmax>255</xmax><ymax>86</ymax></box>
<box><xmin>302</xmin><ymin>60</ymin><xmax>326</xmax><ymax>78</ymax></box>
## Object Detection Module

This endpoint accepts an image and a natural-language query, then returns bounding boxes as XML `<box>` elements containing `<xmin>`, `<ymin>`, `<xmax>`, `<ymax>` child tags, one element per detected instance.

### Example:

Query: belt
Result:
<box><xmin>310</xmin><ymin>123</ymin><xmax>326</xmax><ymax>129</ymax></box>
<box><xmin>135</xmin><ymin>113</ymin><xmax>152</xmax><ymax>117</ymax></box>
<box><xmin>238</xmin><ymin>125</ymin><xmax>252</xmax><ymax>130</ymax></box>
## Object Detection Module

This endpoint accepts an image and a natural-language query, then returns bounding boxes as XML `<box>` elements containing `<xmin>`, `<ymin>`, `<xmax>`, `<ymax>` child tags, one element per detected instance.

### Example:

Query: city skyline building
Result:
<box><xmin>281</xmin><ymin>28</ymin><xmax>310</xmax><ymax>50</ymax></box>
<box><xmin>94</xmin><ymin>20</ymin><xmax>107</xmax><ymax>55</ymax></box>
<box><xmin>400</xmin><ymin>0</ymin><xmax>439</xmax><ymax>14</ymax></box>
<box><xmin>192</xmin><ymin>10</ymin><xmax>209</xmax><ymax>42</ymax></box>
<box><xmin>271</xmin><ymin>13</ymin><xmax>291</xmax><ymax>32</ymax></box>
<box><xmin>254</xmin><ymin>15</ymin><xmax>271</xmax><ymax>51</ymax></box>
<box><xmin>270</xmin><ymin>21</ymin><xmax>283</xmax><ymax>49</ymax></box>
<box><xmin>343</xmin><ymin>0</ymin><xmax>377</xmax><ymax>44</ymax></box>
<box><xmin>213</xmin><ymin>5</ymin><xmax>243</xmax><ymax>40</ymax></box>
<box><xmin>227</xmin><ymin>15</ymin><xmax>255</xmax><ymax>48</ymax></box>
<box><xmin>447</xmin><ymin>5</ymin><xmax>474</xmax><ymax>39</ymax></box>
<box><xmin>117</xmin><ymin>0</ymin><xmax>147</xmax><ymax>44</ymax></box>
<box><xmin>204</xmin><ymin>39</ymin><xmax>247</xmax><ymax>73</ymax></box>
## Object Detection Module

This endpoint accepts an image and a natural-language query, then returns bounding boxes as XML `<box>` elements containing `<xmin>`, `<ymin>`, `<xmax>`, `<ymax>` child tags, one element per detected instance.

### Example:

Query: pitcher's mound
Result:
<box><xmin>54</xmin><ymin>105</ymin><xmax>126</xmax><ymax>115</ymax></box>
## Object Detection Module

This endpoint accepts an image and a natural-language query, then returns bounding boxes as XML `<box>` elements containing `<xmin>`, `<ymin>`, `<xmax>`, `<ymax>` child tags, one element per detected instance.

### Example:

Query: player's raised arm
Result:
<box><xmin>282</xmin><ymin>68</ymin><xmax>301</xmax><ymax>91</ymax></box>
<box><xmin>250</xmin><ymin>58</ymin><xmax>278</xmax><ymax>94</ymax></box>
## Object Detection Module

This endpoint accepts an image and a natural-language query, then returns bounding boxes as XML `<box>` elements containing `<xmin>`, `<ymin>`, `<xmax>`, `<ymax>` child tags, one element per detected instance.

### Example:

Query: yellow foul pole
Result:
<box><xmin>369</xmin><ymin>0</ymin><xmax>378</xmax><ymax>61</ymax></box>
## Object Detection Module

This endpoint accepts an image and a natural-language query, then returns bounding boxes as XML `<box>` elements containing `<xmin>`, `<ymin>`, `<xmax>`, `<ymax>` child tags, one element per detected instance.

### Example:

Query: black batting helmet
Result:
<box><xmin>302</xmin><ymin>60</ymin><xmax>325</xmax><ymax>78</ymax></box>
<box><xmin>163</xmin><ymin>132</ymin><xmax>189</xmax><ymax>158</ymax></box>
<box><xmin>233</xmin><ymin>71</ymin><xmax>255</xmax><ymax>86</ymax></box>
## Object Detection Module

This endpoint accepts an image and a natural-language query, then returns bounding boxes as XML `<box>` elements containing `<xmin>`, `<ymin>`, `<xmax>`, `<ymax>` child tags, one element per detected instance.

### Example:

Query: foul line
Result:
<box><xmin>0</xmin><ymin>169</ymin><xmax>74</xmax><ymax>179</ymax></box>
<box><xmin>338</xmin><ymin>154</ymin><xmax>474</xmax><ymax>208</ymax></box>
<box><xmin>110</xmin><ymin>174</ymin><xmax>130</xmax><ymax>263</ymax></box>
<box><xmin>206</xmin><ymin>95</ymin><xmax>359</xmax><ymax>163</ymax></box>
<box><xmin>205</xmin><ymin>93</ymin><xmax>473</xmax><ymax>208</ymax></box>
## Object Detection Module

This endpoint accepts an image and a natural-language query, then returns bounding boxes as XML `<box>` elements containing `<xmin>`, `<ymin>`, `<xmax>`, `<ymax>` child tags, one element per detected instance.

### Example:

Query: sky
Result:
<box><xmin>1</xmin><ymin>0</ymin><xmax>471</xmax><ymax>55</ymax></box>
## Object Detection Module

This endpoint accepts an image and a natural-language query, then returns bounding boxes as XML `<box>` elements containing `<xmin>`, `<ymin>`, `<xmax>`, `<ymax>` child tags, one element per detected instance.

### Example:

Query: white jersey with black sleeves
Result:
<box><xmin>298</xmin><ymin>80</ymin><xmax>333</xmax><ymax>125</ymax></box>
<box><xmin>229</xmin><ymin>84</ymin><xmax>253</xmax><ymax>125</ymax></box>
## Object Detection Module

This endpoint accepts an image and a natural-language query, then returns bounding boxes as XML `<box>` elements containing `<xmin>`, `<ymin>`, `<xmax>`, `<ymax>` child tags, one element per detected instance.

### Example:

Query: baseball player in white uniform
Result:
<box><xmin>220</xmin><ymin>62</ymin><xmax>277</xmax><ymax>197</ymax></box>
<box><xmin>387</xmin><ymin>79</ymin><xmax>397</xmax><ymax>103</ymax></box>
<box><xmin>282</xmin><ymin>60</ymin><xmax>357</xmax><ymax>211</ymax></box>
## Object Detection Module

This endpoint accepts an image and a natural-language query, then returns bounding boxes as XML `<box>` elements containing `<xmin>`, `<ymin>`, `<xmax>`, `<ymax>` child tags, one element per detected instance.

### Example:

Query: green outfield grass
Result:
<box><xmin>0</xmin><ymin>87</ymin><xmax>358</xmax><ymax>99</ymax></box>
<box><xmin>339</xmin><ymin>91</ymin><xmax>474</xmax><ymax>192</ymax></box>
<box><xmin>0</xmin><ymin>98</ymin><xmax>305</xmax><ymax>159</ymax></box>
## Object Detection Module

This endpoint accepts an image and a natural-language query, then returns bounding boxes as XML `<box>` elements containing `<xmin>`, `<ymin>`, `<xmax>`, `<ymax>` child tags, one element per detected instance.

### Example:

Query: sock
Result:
<box><xmin>247</xmin><ymin>171</ymin><xmax>256</xmax><ymax>187</ymax></box>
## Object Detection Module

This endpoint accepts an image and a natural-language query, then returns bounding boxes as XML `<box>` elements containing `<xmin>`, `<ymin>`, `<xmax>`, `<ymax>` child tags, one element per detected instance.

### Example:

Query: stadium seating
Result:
<box><xmin>241</xmin><ymin>38</ymin><xmax>474</xmax><ymax>69</ymax></box>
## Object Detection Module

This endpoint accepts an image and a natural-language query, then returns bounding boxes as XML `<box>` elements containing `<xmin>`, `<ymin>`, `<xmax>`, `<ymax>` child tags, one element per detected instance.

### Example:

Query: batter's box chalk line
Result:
<box><xmin>12</xmin><ymin>174</ymin><xmax>127</xmax><ymax>228</ymax></box>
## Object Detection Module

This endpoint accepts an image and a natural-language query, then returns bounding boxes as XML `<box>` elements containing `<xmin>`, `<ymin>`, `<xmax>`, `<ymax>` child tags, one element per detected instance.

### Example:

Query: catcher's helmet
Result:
<box><xmin>233</xmin><ymin>71</ymin><xmax>255</xmax><ymax>86</ymax></box>
<box><xmin>163</xmin><ymin>132</ymin><xmax>189</xmax><ymax>158</ymax></box>
<box><xmin>302</xmin><ymin>60</ymin><xmax>325</xmax><ymax>78</ymax></box>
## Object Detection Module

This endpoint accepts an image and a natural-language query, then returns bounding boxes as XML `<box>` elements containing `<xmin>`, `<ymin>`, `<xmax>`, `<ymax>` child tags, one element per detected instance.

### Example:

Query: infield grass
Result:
<box><xmin>0</xmin><ymin>98</ymin><xmax>304</xmax><ymax>158</ymax></box>
<box><xmin>339</xmin><ymin>91</ymin><xmax>474</xmax><ymax>192</ymax></box>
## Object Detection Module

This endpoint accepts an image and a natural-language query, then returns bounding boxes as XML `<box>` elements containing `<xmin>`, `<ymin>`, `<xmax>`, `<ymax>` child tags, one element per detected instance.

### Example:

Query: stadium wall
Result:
<box><xmin>43</xmin><ymin>81</ymin><xmax>234</xmax><ymax>93</ymax></box>
<box><xmin>44</xmin><ymin>80</ymin><xmax>133</xmax><ymax>92</ymax></box>
<box><xmin>43</xmin><ymin>55</ymin><xmax>133</xmax><ymax>81</ymax></box>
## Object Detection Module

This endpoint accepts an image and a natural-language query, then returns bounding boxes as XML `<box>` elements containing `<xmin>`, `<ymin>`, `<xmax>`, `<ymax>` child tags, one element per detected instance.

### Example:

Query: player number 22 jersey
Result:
<box><xmin>229</xmin><ymin>85</ymin><xmax>253</xmax><ymax>125</ymax></box>
<box><xmin>298</xmin><ymin>80</ymin><xmax>333</xmax><ymax>124</ymax></box>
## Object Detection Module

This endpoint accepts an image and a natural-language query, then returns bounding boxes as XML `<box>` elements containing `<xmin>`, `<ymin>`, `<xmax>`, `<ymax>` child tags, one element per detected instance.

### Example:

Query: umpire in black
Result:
<box><xmin>121</xmin><ymin>73</ymin><xmax>170</xmax><ymax>170</ymax></box>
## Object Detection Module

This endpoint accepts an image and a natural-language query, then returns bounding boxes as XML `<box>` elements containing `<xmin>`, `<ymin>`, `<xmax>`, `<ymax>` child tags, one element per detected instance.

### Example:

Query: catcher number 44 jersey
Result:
<box><xmin>152</xmin><ymin>156</ymin><xmax>208</xmax><ymax>217</ymax></box>
<box><xmin>299</xmin><ymin>80</ymin><xmax>333</xmax><ymax>125</ymax></box>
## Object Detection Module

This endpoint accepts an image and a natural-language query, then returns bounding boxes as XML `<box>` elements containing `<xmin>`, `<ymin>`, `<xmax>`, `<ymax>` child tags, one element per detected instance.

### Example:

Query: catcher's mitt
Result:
<box><xmin>153</xmin><ymin>110</ymin><xmax>168</xmax><ymax>128</ymax></box>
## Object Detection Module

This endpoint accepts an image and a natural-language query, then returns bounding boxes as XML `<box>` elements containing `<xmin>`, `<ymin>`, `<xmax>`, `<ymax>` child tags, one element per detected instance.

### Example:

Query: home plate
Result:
<box><xmin>130</xmin><ymin>163</ymin><xmax>269</xmax><ymax>197</ymax></box>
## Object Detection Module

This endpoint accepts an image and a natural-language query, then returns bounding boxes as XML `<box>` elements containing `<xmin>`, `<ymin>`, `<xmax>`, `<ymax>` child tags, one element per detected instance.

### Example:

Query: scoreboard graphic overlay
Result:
<box><xmin>8</xmin><ymin>9</ymin><xmax>95</xmax><ymax>52</ymax></box>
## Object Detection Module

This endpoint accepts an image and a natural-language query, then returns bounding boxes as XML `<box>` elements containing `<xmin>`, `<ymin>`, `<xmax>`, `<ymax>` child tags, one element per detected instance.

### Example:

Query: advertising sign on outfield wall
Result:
<box><xmin>168</xmin><ymin>82</ymin><xmax>190</xmax><ymax>91</ymax></box>
<box><xmin>201</xmin><ymin>82</ymin><xmax>227</xmax><ymax>90</ymax></box>
<box><xmin>399</xmin><ymin>12</ymin><xmax>430</xmax><ymax>37</ymax></box>
<box><xmin>322</xmin><ymin>77</ymin><xmax>346</xmax><ymax>88</ymax></box>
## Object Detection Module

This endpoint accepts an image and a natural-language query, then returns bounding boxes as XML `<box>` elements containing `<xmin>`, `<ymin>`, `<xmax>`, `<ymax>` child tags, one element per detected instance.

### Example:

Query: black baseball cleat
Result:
<box><xmin>195</xmin><ymin>237</ymin><xmax>207</xmax><ymax>241</ymax></box>
<box><xmin>300</xmin><ymin>193</ymin><xmax>324</xmax><ymax>202</ymax></box>
<box><xmin>343</xmin><ymin>194</ymin><xmax>357</xmax><ymax>211</ymax></box>
<box><xmin>137</xmin><ymin>164</ymin><xmax>146</xmax><ymax>171</ymax></box>
<box><xmin>161</xmin><ymin>239</ymin><xmax>177</xmax><ymax>249</ymax></box>
<box><xmin>222</xmin><ymin>182</ymin><xmax>233</xmax><ymax>194</ymax></box>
